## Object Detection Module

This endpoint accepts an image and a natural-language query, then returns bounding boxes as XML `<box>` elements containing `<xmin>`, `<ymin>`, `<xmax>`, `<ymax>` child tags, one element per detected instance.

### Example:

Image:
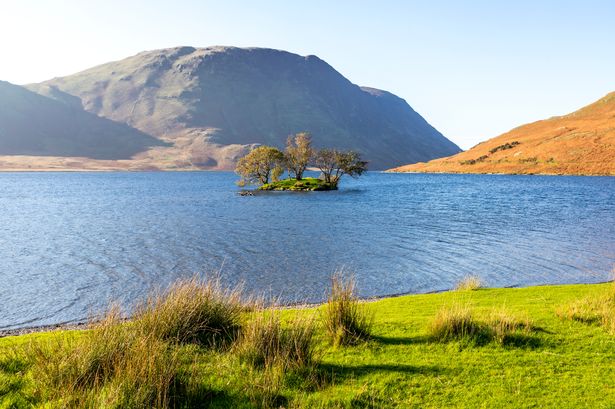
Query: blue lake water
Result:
<box><xmin>1</xmin><ymin>172</ymin><xmax>614</xmax><ymax>330</ymax></box>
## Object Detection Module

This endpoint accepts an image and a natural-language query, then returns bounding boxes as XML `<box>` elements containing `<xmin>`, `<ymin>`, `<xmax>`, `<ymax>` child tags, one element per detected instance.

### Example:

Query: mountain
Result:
<box><xmin>389</xmin><ymin>92</ymin><xmax>615</xmax><ymax>176</ymax></box>
<box><xmin>26</xmin><ymin>46</ymin><xmax>460</xmax><ymax>170</ymax></box>
<box><xmin>0</xmin><ymin>80</ymin><xmax>165</xmax><ymax>160</ymax></box>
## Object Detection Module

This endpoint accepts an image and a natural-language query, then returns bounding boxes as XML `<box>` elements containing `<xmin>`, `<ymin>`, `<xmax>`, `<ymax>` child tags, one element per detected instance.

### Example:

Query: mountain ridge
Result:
<box><xmin>22</xmin><ymin>46</ymin><xmax>460</xmax><ymax>170</ymax></box>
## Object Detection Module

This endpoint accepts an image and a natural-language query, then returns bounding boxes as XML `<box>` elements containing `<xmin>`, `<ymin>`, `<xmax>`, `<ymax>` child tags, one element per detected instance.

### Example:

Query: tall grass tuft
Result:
<box><xmin>557</xmin><ymin>278</ymin><xmax>615</xmax><ymax>334</ymax></box>
<box><xmin>428</xmin><ymin>304</ymin><xmax>487</xmax><ymax>343</ymax></box>
<box><xmin>246</xmin><ymin>365</ymin><xmax>289</xmax><ymax>409</ymax></box>
<box><xmin>33</xmin><ymin>306</ymin><xmax>130</xmax><ymax>392</ymax></box>
<box><xmin>429</xmin><ymin>305</ymin><xmax>537</xmax><ymax>346</ymax></box>
<box><xmin>91</xmin><ymin>336</ymin><xmax>179</xmax><ymax>408</ymax></box>
<box><xmin>32</xmin><ymin>307</ymin><xmax>180</xmax><ymax>408</ymax></box>
<box><xmin>237</xmin><ymin>309</ymin><xmax>317</xmax><ymax>408</ymax></box>
<box><xmin>454</xmin><ymin>275</ymin><xmax>484</xmax><ymax>291</ymax></box>
<box><xmin>133</xmin><ymin>276</ymin><xmax>245</xmax><ymax>346</ymax></box>
<box><xmin>324</xmin><ymin>270</ymin><xmax>373</xmax><ymax>346</ymax></box>
<box><xmin>237</xmin><ymin>309</ymin><xmax>317</xmax><ymax>371</ymax></box>
<box><xmin>488</xmin><ymin>309</ymin><xmax>533</xmax><ymax>345</ymax></box>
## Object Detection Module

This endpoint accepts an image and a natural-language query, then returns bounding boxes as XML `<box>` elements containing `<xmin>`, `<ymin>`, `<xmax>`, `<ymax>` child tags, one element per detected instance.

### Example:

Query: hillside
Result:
<box><xmin>26</xmin><ymin>46</ymin><xmax>460</xmax><ymax>170</ymax></box>
<box><xmin>0</xmin><ymin>81</ymin><xmax>165</xmax><ymax>160</ymax></box>
<box><xmin>389</xmin><ymin>92</ymin><xmax>615</xmax><ymax>176</ymax></box>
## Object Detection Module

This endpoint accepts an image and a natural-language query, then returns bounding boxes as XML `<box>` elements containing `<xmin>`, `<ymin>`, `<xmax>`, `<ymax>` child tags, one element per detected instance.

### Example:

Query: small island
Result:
<box><xmin>260</xmin><ymin>177</ymin><xmax>335</xmax><ymax>191</ymax></box>
<box><xmin>235</xmin><ymin>132</ymin><xmax>367</xmax><ymax>192</ymax></box>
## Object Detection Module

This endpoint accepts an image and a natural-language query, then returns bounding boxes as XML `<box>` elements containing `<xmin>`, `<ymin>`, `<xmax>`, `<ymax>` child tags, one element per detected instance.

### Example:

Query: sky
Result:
<box><xmin>1</xmin><ymin>1</ymin><xmax>614</xmax><ymax>149</ymax></box>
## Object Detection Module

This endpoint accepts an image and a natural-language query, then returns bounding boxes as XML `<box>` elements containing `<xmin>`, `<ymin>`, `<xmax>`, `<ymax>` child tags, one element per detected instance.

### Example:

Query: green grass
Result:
<box><xmin>259</xmin><ymin>177</ymin><xmax>337</xmax><ymax>191</ymax></box>
<box><xmin>1</xmin><ymin>283</ymin><xmax>614</xmax><ymax>408</ymax></box>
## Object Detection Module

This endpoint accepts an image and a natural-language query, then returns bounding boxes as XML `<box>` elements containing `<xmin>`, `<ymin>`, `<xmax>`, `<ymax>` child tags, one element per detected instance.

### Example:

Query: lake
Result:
<box><xmin>1</xmin><ymin>172</ymin><xmax>614</xmax><ymax>330</ymax></box>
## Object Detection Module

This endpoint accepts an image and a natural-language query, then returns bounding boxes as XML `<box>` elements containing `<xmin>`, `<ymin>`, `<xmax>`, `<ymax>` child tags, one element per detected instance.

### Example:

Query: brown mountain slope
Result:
<box><xmin>389</xmin><ymin>92</ymin><xmax>615</xmax><ymax>176</ymax></box>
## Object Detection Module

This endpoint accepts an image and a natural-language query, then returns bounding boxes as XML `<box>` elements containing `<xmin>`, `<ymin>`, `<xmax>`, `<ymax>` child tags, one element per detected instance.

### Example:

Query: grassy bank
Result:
<box><xmin>1</xmin><ymin>281</ymin><xmax>614</xmax><ymax>408</ymax></box>
<box><xmin>259</xmin><ymin>177</ymin><xmax>337</xmax><ymax>191</ymax></box>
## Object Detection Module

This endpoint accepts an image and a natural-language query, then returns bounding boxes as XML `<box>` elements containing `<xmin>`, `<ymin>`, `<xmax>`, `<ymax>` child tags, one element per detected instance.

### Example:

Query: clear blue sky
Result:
<box><xmin>1</xmin><ymin>0</ymin><xmax>614</xmax><ymax>149</ymax></box>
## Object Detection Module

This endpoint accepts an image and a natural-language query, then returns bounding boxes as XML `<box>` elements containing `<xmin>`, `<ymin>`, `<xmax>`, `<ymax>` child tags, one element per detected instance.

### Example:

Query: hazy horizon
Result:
<box><xmin>2</xmin><ymin>0</ymin><xmax>614</xmax><ymax>149</ymax></box>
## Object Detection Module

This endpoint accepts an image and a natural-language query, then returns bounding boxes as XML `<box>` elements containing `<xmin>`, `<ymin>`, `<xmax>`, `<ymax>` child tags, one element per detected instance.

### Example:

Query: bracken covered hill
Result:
<box><xmin>389</xmin><ymin>92</ymin><xmax>615</xmax><ymax>176</ymax></box>
<box><xmin>24</xmin><ymin>46</ymin><xmax>460</xmax><ymax>170</ymax></box>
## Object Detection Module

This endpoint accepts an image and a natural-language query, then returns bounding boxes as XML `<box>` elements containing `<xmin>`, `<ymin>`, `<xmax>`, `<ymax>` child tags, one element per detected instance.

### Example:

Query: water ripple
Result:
<box><xmin>0</xmin><ymin>172</ymin><xmax>614</xmax><ymax>329</ymax></box>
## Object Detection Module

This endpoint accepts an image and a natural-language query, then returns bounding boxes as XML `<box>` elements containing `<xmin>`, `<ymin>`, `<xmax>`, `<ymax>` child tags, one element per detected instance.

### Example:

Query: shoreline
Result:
<box><xmin>386</xmin><ymin>169</ymin><xmax>615</xmax><ymax>177</ymax></box>
<box><xmin>1</xmin><ymin>280</ymin><xmax>609</xmax><ymax>339</ymax></box>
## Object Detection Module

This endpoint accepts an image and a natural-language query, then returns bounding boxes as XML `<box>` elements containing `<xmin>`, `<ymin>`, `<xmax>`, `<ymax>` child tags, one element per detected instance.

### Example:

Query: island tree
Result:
<box><xmin>313</xmin><ymin>148</ymin><xmax>337</xmax><ymax>184</ymax></box>
<box><xmin>285</xmin><ymin>132</ymin><xmax>314</xmax><ymax>180</ymax></box>
<box><xmin>236</xmin><ymin>143</ymin><xmax>367</xmax><ymax>191</ymax></box>
<box><xmin>235</xmin><ymin>146</ymin><xmax>285</xmax><ymax>186</ymax></box>
<box><xmin>314</xmin><ymin>149</ymin><xmax>368</xmax><ymax>186</ymax></box>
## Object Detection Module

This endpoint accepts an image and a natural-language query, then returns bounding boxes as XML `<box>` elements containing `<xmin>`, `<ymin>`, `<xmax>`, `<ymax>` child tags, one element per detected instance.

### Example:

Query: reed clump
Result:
<box><xmin>324</xmin><ymin>270</ymin><xmax>373</xmax><ymax>346</ymax></box>
<box><xmin>237</xmin><ymin>309</ymin><xmax>317</xmax><ymax>371</ymax></box>
<box><xmin>32</xmin><ymin>307</ymin><xmax>180</xmax><ymax>408</ymax></box>
<box><xmin>133</xmin><ymin>276</ymin><xmax>245</xmax><ymax>346</ymax></box>
<box><xmin>557</xmin><ymin>279</ymin><xmax>615</xmax><ymax>334</ymax></box>
<box><xmin>429</xmin><ymin>305</ymin><xmax>536</xmax><ymax>345</ymax></box>
<box><xmin>236</xmin><ymin>308</ymin><xmax>318</xmax><ymax>408</ymax></box>
<box><xmin>454</xmin><ymin>275</ymin><xmax>484</xmax><ymax>291</ymax></box>
<box><xmin>488</xmin><ymin>309</ymin><xmax>534</xmax><ymax>345</ymax></box>
<box><xmin>428</xmin><ymin>304</ymin><xmax>487</xmax><ymax>343</ymax></box>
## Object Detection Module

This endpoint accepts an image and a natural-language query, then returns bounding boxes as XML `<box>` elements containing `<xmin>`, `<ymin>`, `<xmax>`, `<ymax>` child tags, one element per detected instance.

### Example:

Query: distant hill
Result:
<box><xmin>389</xmin><ymin>92</ymin><xmax>615</xmax><ymax>176</ymax></box>
<box><xmin>27</xmin><ymin>46</ymin><xmax>460</xmax><ymax>170</ymax></box>
<box><xmin>0</xmin><ymin>80</ymin><xmax>165</xmax><ymax>160</ymax></box>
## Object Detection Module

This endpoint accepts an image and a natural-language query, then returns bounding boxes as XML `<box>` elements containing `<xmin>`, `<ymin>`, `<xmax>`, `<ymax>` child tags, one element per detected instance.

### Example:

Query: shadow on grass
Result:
<box><xmin>317</xmin><ymin>362</ymin><xmax>449</xmax><ymax>382</ymax></box>
<box><xmin>530</xmin><ymin>325</ymin><xmax>554</xmax><ymax>335</ymax></box>
<box><xmin>370</xmin><ymin>331</ymin><xmax>544</xmax><ymax>349</ymax></box>
<box><xmin>430</xmin><ymin>332</ymin><xmax>544</xmax><ymax>349</ymax></box>
<box><xmin>369</xmin><ymin>334</ymin><xmax>430</xmax><ymax>346</ymax></box>
<box><xmin>500</xmin><ymin>333</ymin><xmax>543</xmax><ymax>349</ymax></box>
<box><xmin>0</xmin><ymin>354</ymin><xmax>29</xmax><ymax>374</ymax></box>
<box><xmin>178</xmin><ymin>383</ymin><xmax>284</xmax><ymax>409</ymax></box>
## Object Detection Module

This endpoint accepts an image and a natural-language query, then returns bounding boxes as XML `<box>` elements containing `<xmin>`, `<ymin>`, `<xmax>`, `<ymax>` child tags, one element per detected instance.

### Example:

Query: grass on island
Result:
<box><xmin>1</xmin><ymin>278</ymin><xmax>614</xmax><ymax>408</ymax></box>
<box><xmin>259</xmin><ymin>177</ymin><xmax>337</xmax><ymax>191</ymax></box>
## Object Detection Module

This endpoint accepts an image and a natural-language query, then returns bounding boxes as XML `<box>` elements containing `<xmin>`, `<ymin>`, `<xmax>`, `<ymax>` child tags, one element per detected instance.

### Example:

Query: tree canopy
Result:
<box><xmin>235</xmin><ymin>146</ymin><xmax>284</xmax><ymax>186</ymax></box>
<box><xmin>285</xmin><ymin>132</ymin><xmax>314</xmax><ymax>181</ymax></box>
<box><xmin>236</xmin><ymin>135</ymin><xmax>368</xmax><ymax>190</ymax></box>
<box><xmin>315</xmin><ymin>149</ymin><xmax>368</xmax><ymax>185</ymax></box>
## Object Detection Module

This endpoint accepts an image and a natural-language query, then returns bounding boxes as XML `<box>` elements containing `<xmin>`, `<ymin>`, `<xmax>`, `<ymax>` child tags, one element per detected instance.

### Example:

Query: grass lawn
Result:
<box><xmin>1</xmin><ymin>283</ymin><xmax>614</xmax><ymax>408</ymax></box>
<box><xmin>259</xmin><ymin>177</ymin><xmax>336</xmax><ymax>191</ymax></box>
